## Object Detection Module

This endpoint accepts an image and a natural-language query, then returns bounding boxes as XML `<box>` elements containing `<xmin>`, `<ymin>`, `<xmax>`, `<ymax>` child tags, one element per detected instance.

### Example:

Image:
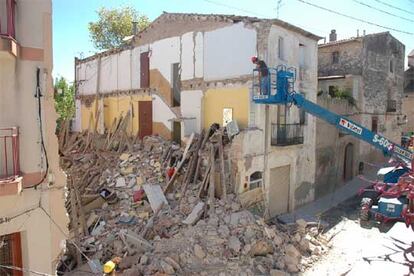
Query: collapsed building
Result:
<box><xmin>316</xmin><ymin>30</ymin><xmax>406</xmax><ymax>198</ymax></box>
<box><xmin>74</xmin><ymin>12</ymin><xmax>321</xmax><ymax>217</ymax></box>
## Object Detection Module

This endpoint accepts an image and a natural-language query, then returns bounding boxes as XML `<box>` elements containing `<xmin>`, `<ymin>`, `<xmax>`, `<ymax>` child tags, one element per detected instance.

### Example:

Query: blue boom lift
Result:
<box><xmin>252</xmin><ymin>65</ymin><xmax>414</xmax><ymax>229</ymax></box>
<box><xmin>252</xmin><ymin>65</ymin><xmax>413</xmax><ymax>163</ymax></box>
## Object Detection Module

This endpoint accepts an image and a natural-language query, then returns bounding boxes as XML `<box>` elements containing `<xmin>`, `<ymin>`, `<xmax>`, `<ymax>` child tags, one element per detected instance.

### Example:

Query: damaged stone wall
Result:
<box><xmin>317</xmin><ymin>33</ymin><xmax>405</xmax><ymax>173</ymax></box>
<box><xmin>318</xmin><ymin>39</ymin><xmax>363</xmax><ymax>77</ymax></box>
<box><xmin>315</xmin><ymin>95</ymin><xmax>361</xmax><ymax>199</ymax></box>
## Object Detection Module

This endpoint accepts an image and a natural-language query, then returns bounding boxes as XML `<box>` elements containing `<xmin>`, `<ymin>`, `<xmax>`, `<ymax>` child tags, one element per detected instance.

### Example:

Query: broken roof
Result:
<box><xmin>76</xmin><ymin>12</ymin><xmax>322</xmax><ymax>64</ymax></box>
<box><xmin>155</xmin><ymin>12</ymin><xmax>322</xmax><ymax>41</ymax></box>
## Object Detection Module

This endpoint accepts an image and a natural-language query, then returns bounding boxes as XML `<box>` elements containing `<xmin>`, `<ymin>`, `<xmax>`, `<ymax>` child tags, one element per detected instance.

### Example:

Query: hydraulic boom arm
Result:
<box><xmin>291</xmin><ymin>93</ymin><xmax>413</xmax><ymax>163</ymax></box>
<box><xmin>252</xmin><ymin>66</ymin><xmax>413</xmax><ymax>164</ymax></box>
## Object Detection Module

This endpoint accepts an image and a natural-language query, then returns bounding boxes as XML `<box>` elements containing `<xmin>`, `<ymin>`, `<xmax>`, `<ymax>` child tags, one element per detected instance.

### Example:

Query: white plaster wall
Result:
<box><xmin>76</xmin><ymin>60</ymin><xmax>98</xmax><ymax>96</ymax></box>
<box><xmin>181</xmin><ymin>90</ymin><xmax>203</xmax><ymax>135</ymax></box>
<box><xmin>73</xmin><ymin>99</ymin><xmax>81</xmax><ymax>132</ymax></box>
<box><xmin>100</xmin><ymin>55</ymin><xmax>118</xmax><ymax>93</ymax></box>
<box><xmin>117</xmin><ymin>50</ymin><xmax>132</xmax><ymax>91</ymax></box>
<box><xmin>152</xmin><ymin>94</ymin><xmax>176</xmax><ymax>131</ymax></box>
<box><xmin>195</xmin><ymin>32</ymin><xmax>204</xmax><ymax>78</ymax></box>
<box><xmin>150</xmin><ymin>37</ymin><xmax>180</xmax><ymax>83</ymax></box>
<box><xmin>204</xmin><ymin>23</ymin><xmax>257</xmax><ymax>80</ymax></box>
<box><xmin>181</xmin><ymin>32</ymin><xmax>194</xmax><ymax>80</ymax></box>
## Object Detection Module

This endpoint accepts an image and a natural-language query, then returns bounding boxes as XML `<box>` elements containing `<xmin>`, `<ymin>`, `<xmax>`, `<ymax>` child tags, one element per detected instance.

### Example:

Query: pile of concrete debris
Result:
<box><xmin>57</xmin><ymin>118</ymin><xmax>329</xmax><ymax>275</ymax></box>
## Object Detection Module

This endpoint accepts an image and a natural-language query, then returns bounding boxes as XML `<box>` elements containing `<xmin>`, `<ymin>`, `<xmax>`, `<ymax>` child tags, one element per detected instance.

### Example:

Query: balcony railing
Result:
<box><xmin>271</xmin><ymin>123</ymin><xmax>304</xmax><ymax>146</ymax></box>
<box><xmin>0</xmin><ymin>0</ymin><xmax>16</xmax><ymax>39</ymax></box>
<box><xmin>0</xmin><ymin>127</ymin><xmax>20</xmax><ymax>180</ymax></box>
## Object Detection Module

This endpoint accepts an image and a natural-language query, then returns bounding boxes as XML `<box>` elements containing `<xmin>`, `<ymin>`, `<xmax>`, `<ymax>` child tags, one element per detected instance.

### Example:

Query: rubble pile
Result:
<box><xmin>58</xmin><ymin>119</ymin><xmax>329</xmax><ymax>275</ymax></box>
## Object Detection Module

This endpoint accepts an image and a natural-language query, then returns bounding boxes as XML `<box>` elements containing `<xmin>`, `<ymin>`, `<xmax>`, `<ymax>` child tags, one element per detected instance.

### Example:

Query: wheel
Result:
<box><xmin>360</xmin><ymin>197</ymin><xmax>373</xmax><ymax>222</ymax></box>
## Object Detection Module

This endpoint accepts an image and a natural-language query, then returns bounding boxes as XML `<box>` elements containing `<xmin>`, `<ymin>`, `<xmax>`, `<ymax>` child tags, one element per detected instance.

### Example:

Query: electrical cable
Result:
<box><xmin>203</xmin><ymin>0</ymin><xmax>268</xmax><ymax>17</ymax></box>
<box><xmin>373</xmin><ymin>0</ymin><xmax>414</xmax><ymax>16</ymax></box>
<box><xmin>296</xmin><ymin>0</ymin><xmax>414</xmax><ymax>35</ymax></box>
<box><xmin>352</xmin><ymin>0</ymin><xmax>414</xmax><ymax>23</ymax></box>
<box><xmin>25</xmin><ymin>68</ymin><xmax>49</xmax><ymax>189</ymax></box>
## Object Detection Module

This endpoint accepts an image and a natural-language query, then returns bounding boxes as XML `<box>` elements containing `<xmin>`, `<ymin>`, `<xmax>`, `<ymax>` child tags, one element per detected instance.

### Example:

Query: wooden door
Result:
<box><xmin>343</xmin><ymin>143</ymin><xmax>354</xmax><ymax>181</ymax></box>
<box><xmin>138</xmin><ymin>101</ymin><xmax>152</xmax><ymax>139</ymax></box>
<box><xmin>0</xmin><ymin>232</ymin><xmax>22</xmax><ymax>276</ymax></box>
<box><xmin>140</xmin><ymin>52</ymin><xmax>150</xmax><ymax>88</ymax></box>
<box><xmin>268</xmin><ymin>165</ymin><xmax>290</xmax><ymax>216</ymax></box>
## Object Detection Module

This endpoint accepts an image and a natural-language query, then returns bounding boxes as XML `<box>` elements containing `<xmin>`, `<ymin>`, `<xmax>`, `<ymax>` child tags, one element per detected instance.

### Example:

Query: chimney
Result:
<box><xmin>357</xmin><ymin>29</ymin><xmax>359</xmax><ymax>37</ymax></box>
<box><xmin>132</xmin><ymin>21</ymin><xmax>138</xmax><ymax>35</ymax></box>
<box><xmin>329</xmin><ymin>29</ymin><xmax>337</xmax><ymax>42</ymax></box>
<box><xmin>363</xmin><ymin>30</ymin><xmax>366</xmax><ymax>36</ymax></box>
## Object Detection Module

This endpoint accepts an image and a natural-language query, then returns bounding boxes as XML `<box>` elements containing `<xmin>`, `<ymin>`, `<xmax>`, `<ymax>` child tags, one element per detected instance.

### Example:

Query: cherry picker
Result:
<box><xmin>252</xmin><ymin>65</ymin><xmax>414</xmax><ymax>230</ymax></box>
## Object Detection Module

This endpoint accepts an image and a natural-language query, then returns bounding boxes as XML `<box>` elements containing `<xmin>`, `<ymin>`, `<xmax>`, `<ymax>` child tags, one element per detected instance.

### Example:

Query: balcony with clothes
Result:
<box><xmin>0</xmin><ymin>127</ymin><xmax>21</xmax><ymax>196</ymax></box>
<box><xmin>0</xmin><ymin>0</ymin><xmax>18</xmax><ymax>58</ymax></box>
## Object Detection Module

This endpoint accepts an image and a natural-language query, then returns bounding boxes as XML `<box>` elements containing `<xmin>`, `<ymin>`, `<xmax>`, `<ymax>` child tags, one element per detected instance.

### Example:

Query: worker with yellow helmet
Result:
<box><xmin>103</xmin><ymin>257</ymin><xmax>122</xmax><ymax>275</ymax></box>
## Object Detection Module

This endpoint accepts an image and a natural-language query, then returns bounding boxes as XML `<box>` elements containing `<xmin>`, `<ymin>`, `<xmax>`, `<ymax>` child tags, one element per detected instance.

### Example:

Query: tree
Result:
<box><xmin>54</xmin><ymin>77</ymin><xmax>75</xmax><ymax>129</ymax></box>
<box><xmin>88</xmin><ymin>7</ymin><xmax>150</xmax><ymax>50</ymax></box>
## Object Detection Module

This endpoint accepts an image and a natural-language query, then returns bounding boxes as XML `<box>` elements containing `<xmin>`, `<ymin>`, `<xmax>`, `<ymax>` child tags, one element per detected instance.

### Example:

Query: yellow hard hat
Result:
<box><xmin>103</xmin><ymin>260</ymin><xmax>116</xmax><ymax>274</ymax></box>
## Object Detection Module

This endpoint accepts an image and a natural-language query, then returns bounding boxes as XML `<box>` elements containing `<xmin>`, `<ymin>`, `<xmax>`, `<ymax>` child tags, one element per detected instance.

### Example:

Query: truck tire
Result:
<box><xmin>360</xmin><ymin>197</ymin><xmax>372</xmax><ymax>221</ymax></box>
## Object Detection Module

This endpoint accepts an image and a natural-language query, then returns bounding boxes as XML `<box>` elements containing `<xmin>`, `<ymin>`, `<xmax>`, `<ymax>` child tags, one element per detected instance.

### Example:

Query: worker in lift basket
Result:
<box><xmin>251</xmin><ymin>56</ymin><xmax>269</xmax><ymax>95</ymax></box>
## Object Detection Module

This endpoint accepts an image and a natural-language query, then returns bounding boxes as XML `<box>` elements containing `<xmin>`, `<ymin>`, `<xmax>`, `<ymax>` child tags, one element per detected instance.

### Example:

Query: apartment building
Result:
<box><xmin>0</xmin><ymin>0</ymin><xmax>67</xmax><ymax>274</ymax></box>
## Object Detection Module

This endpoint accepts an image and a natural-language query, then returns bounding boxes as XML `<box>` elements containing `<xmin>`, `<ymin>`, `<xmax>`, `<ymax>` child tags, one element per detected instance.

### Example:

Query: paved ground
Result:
<box><xmin>278</xmin><ymin>168</ymin><xmax>378</xmax><ymax>224</ymax></box>
<box><xmin>303</xmin><ymin>196</ymin><xmax>414</xmax><ymax>276</ymax></box>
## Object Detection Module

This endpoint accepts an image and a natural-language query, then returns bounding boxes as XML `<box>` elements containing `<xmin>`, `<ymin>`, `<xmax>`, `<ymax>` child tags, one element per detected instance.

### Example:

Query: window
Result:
<box><xmin>278</xmin><ymin>37</ymin><xmax>284</xmax><ymax>60</ymax></box>
<box><xmin>299</xmin><ymin>43</ymin><xmax>306</xmax><ymax>67</ymax></box>
<box><xmin>299</xmin><ymin>44</ymin><xmax>306</xmax><ymax>81</ymax></box>
<box><xmin>372</xmin><ymin>116</ymin><xmax>378</xmax><ymax>133</ymax></box>
<box><xmin>328</xmin><ymin>85</ymin><xmax>337</xmax><ymax>97</ymax></box>
<box><xmin>332</xmin><ymin>51</ymin><xmax>339</xmax><ymax>64</ymax></box>
<box><xmin>389</xmin><ymin>59</ymin><xmax>394</xmax><ymax>73</ymax></box>
<box><xmin>223</xmin><ymin>108</ymin><xmax>233</xmax><ymax>126</ymax></box>
<box><xmin>249</xmin><ymin>171</ymin><xmax>263</xmax><ymax>189</ymax></box>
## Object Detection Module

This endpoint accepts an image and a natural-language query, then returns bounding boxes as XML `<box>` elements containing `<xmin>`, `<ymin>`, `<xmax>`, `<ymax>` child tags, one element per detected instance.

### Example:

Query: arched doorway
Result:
<box><xmin>343</xmin><ymin>143</ymin><xmax>354</xmax><ymax>181</ymax></box>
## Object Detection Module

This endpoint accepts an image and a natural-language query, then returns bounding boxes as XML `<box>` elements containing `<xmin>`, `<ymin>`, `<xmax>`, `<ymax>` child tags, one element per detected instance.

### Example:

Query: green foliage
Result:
<box><xmin>88</xmin><ymin>7</ymin><xmax>150</xmax><ymax>50</ymax></box>
<box><xmin>54</xmin><ymin>77</ymin><xmax>75</xmax><ymax>126</ymax></box>
<box><xmin>329</xmin><ymin>87</ymin><xmax>356</xmax><ymax>106</ymax></box>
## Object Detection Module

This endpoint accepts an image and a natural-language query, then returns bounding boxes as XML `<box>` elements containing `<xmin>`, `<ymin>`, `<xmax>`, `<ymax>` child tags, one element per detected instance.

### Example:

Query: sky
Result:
<box><xmin>53</xmin><ymin>0</ymin><xmax>414</xmax><ymax>81</ymax></box>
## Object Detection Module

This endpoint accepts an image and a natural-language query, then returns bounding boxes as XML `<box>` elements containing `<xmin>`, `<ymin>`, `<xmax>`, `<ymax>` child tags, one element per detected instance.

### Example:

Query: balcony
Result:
<box><xmin>0</xmin><ymin>0</ymin><xmax>18</xmax><ymax>58</ymax></box>
<box><xmin>0</xmin><ymin>127</ymin><xmax>21</xmax><ymax>196</ymax></box>
<box><xmin>271</xmin><ymin>123</ymin><xmax>304</xmax><ymax>146</ymax></box>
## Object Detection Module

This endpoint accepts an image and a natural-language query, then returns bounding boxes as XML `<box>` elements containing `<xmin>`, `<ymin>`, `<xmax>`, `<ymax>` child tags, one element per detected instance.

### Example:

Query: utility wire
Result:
<box><xmin>373</xmin><ymin>0</ymin><xmax>414</xmax><ymax>16</ymax></box>
<box><xmin>203</xmin><ymin>0</ymin><xmax>268</xmax><ymax>17</ymax></box>
<box><xmin>296</xmin><ymin>0</ymin><xmax>414</xmax><ymax>35</ymax></box>
<box><xmin>353</xmin><ymin>0</ymin><xmax>414</xmax><ymax>23</ymax></box>
<box><xmin>202</xmin><ymin>0</ymin><xmax>325</xmax><ymax>35</ymax></box>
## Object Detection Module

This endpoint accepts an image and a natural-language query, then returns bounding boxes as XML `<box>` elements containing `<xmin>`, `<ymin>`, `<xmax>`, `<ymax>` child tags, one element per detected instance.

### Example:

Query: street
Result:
<box><xmin>304</xmin><ymin>197</ymin><xmax>414</xmax><ymax>276</ymax></box>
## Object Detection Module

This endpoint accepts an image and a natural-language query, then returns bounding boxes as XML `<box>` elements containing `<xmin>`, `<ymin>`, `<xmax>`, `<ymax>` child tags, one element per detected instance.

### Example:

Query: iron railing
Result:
<box><xmin>271</xmin><ymin>123</ymin><xmax>304</xmax><ymax>146</ymax></box>
<box><xmin>0</xmin><ymin>127</ymin><xmax>19</xmax><ymax>179</ymax></box>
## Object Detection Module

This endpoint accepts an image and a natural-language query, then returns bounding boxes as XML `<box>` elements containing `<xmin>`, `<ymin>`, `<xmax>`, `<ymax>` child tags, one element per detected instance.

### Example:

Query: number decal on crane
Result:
<box><xmin>373</xmin><ymin>134</ymin><xmax>391</xmax><ymax>149</ymax></box>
